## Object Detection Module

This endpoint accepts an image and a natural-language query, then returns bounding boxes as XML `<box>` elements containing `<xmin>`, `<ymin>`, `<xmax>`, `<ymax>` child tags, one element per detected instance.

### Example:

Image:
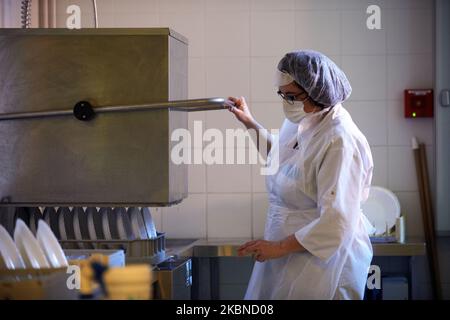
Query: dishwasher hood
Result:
<box><xmin>0</xmin><ymin>28</ymin><xmax>224</xmax><ymax>207</ymax></box>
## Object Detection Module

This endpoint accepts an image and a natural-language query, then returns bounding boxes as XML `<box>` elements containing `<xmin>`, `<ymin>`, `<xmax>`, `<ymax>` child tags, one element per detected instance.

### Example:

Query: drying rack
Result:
<box><xmin>59</xmin><ymin>232</ymin><xmax>166</xmax><ymax>265</ymax></box>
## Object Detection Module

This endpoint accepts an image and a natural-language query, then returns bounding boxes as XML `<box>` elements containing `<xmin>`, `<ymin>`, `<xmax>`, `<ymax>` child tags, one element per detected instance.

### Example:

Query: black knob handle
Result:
<box><xmin>73</xmin><ymin>101</ymin><xmax>96</xmax><ymax>121</ymax></box>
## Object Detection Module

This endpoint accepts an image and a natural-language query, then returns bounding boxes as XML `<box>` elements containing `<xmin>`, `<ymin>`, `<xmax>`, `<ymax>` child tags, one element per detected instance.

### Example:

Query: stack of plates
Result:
<box><xmin>14</xmin><ymin>207</ymin><xmax>42</xmax><ymax>236</ymax></box>
<box><xmin>77</xmin><ymin>207</ymin><xmax>158</xmax><ymax>245</ymax></box>
<box><xmin>140</xmin><ymin>208</ymin><xmax>157</xmax><ymax>239</ymax></box>
<box><xmin>101</xmin><ymin>207</ymin><xmax>121</xmax><ymax>249</ymax></box>
<box><xmin>28</xmin><ymin>207</ymin><xmax>42</xmax><ymax>235</ymax></box>
<box><xmin>43</xmin><ymin>207</ymin><xmax>60</xmax><ymax>239</ymax></box>
<box><xmin>36</xmin><ymin>220</ymin><xmax>69</xmax><ymax>268</ymax></box>
<box><xmin>58</xmin><ymin>207</ymin><xmax>76</xmax><ymax>249</ymax></box>
<box><xmin>14</xmin><ymin>219</ymin><xmax>49</xmax><ymax>269</ymax></box>
<box><xmin>86</xmin><ymin>207</ymin><xmax>104</xmax><ymax>249</ymax></box>
<box><xmin>114</xmin><ymin>208</ymin><xmax>134</xmax><ymax>241</ymax></box>
<box><xmin>0</xmin><ymin>212</ymin><xmax>68</xmax><ymax>270</ymax></box>
<box><xmin>128</xmin><ymin>207</ymin><xmax>148</xmax><ymax>240</ymax></box>
<box><xmin>100</xmin><ymin>207</ymin><xmax>137</xmax><ymax>249</ymax></box>
<box><xmin>0</xmin><ymin>207</ymin><xmax>160</xmax><ymax>252</ymax></box>
<box><xmin>73</xmin><ymin>207</ymin><xmax>92</xmax><ymax>249</ymax></box>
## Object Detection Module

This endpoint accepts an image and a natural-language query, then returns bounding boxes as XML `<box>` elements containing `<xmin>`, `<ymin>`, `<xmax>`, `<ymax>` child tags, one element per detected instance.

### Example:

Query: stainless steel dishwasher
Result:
<box><xmin>0</xmin><ymin>28</ymin><xmax>227</xmax><ymax>299</ymax></box>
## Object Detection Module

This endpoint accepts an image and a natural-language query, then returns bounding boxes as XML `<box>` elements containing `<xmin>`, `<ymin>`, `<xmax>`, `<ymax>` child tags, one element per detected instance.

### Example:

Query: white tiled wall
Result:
<box><xmin>207</xmin><ymin>194</ymin><xmax>252</xmax><ymax>238</ymax></box>
<box><xmin>342</xmin><ymin>9</ymin><xmax>386</xmax><ymax>55</ymax></box>
<box><xmin>163</xmin><ymin>194</ymin><xmax>207</xmax><ymax>238</ymax></box>
<box><xmin>295</xmin><ymin>10</ymin><xmax>341</xmax><ymax>56</ymax></box>
<box><xmin>251</xmin><ymin>56</ymin><xmax>283</xmax><ymax>102</ymax></box>
<box><xmin>251</xmin><ymin>12</ymin><xmax>295</xmax><ymax>57</ymax></box>
<box><xmin>52</xmin><ymin>0</ymin><xmax>435</xmax><ymax>243</ymax></box>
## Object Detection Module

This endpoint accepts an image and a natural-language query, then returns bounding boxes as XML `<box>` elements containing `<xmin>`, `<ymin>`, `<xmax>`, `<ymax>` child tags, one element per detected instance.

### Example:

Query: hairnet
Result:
<box><xmin>276</xmin><ymin>50</ymin><xmax>352</xmax><ymax>107</ymax></box>
<box><xmin>274</xmin><ymin>69</ymin><xmax>295</xmax><ymax>87</ymax></box>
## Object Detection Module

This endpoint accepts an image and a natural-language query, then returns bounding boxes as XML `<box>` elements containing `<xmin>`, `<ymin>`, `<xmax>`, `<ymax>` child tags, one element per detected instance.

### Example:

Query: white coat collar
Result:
<box><xmin>296</xmin><ymin>104</ymin><xmax>345</xmax><ymax>144</ymax></box>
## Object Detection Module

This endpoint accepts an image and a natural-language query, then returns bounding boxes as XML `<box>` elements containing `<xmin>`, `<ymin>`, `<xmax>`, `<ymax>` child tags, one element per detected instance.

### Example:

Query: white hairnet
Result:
<box><xmin>276</xmin><ymin>50</ymin><xmax>352</xmax><ymax>106</ymax></box>
<box><xmin>274</xmin><ymin>69</ymin><xmax>295</xmax><ymax>87</ymax></box>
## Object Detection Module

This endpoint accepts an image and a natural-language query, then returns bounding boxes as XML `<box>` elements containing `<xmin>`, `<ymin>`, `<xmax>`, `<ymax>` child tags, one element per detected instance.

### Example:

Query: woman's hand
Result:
<box><xmin>238</xmin><ymin>240</ymin><xmax>286</xmax><ymax>262</ymax></box>
<box><xmin>226</xmin><ymin>96</ymin><xmax>255</xmax><ymax>129</ymax></box>
<box><xmin>225</xmin><ymin>96</ymin><xmax>272</xmax><ymax>152</ymax></box>
<box><xmin>238</xmin><ymin>236</ymin><xmax>305</xmax><ymax>262</ymax></box>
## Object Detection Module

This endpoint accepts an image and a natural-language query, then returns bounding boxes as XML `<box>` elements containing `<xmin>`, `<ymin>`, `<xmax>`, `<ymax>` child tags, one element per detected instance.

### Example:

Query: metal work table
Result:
<box><xmin>166</xmin><ymin>238</ymin><xmax>426</xmax><ymax>258</ymax></box>
<box><xmin>165</xmin><ymin>238</ymin><xmax>426</xmax><ymax>300</ymax></box>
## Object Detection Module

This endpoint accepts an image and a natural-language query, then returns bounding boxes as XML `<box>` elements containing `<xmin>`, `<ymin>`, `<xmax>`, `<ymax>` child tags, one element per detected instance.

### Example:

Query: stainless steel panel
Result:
<box><xmin>0</xmin><ymin>29</ymin><xmax>173</xmax><ymax>114</ymax></box>
<box><xmin>153</xmin><ymin>257</ymin><xmax>192</xmax><ymax>300</ymax></box>
<box><xmin>0</xmin><ymin>28</ymin><xmax>201</xmax><ymax>206</ymax></box>
<box><xmin>168</xmin><ymin>36</ymin><xmax>188</xmax><ymax>204</ymax></box>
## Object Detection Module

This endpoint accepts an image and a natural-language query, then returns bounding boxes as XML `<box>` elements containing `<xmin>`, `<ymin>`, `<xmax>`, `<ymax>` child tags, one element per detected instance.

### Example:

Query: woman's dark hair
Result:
<box><xmin>310</xmin><ymin>99</ymin><xmax>328</xmax><ymax>109</ymax></box>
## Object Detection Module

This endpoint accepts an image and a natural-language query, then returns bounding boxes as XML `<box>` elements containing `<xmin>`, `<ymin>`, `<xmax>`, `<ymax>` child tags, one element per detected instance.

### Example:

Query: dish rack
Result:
<box><xmin>59</xmin><ymin>232</ymin><xmax>166</xmax><ymax>265</ymax></box>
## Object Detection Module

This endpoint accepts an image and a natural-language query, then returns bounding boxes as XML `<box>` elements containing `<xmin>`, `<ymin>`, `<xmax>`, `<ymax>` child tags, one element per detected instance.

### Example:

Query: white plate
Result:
<box><xmin>100</xmin><ymin>207</ymin><xmax>119</xmax><ymax>249</ymax></box>
<box><xmin>0</xmin><ymin>224</ymin><xmax>26</xmax><ymax>269</ymax></box>
<box><xmin>141</xmin><ymin>208</ymin><xmax>157</xmax><ymax>239</ymax></box>
<box><xmin>73</xmin><ymin>207</ymin><xmax>92</xmax><ymax>249</ymax></box>
<box><xmin>57</xmin><ymin>207</ymin><xmax>69</xmax><ymax>240</ymax></box>
<box><xmin>86</xmin><ymin>207</ymin><xmax>104</xmax><ymax>246</ymax></box>
<box><xmin>14</xmin><ymin>207</ymin><xmax>29</xmax><ymax>228</ymax></box>
<box><xmin>43</xmin><ymin>207</ymin><xmax>60</xmax><ymax>239</ymax></box>
<box><xmin>361</xmin><ymin>186</ymin><xmax>401</xmax><ymax>236</ymax></box>
<box><xmin>58</xmin><ymin>207</ymin><xmax>77</xmax><ymax>249</ymax></box>
<box><xmin>37</xmin><ymin>220</ymin><xmax>68</xmax><ymax>268</ymax></box>
<box><xmin>86</xmin><ymin>207</ymin><xmax>97</xmax><ymax>241</ymax></box>
<box><xmin>100</xmin><ymin>207</ymin><xmax>113</xmax><ymax>240</ymax></box>
<box><xmin>128</xmin><ymin>207</ymin><xmax>148</xmax><ymax>239</ymax></box>
<box><xmin>14</xmin><ymin>219</ymin><xmax>50</xmax><ymax>269</ymax></box>
<box><xmin>114</xmin><ymin>207</ymin><xmax>135</xmax><ymax>241</ymax></box>
<box><xmin>86</xmin><ymin>207</ymin><xmax>99</xmax><ymax>249</ymax></box>
<box><xmin>29</xmin><ymin>207</ymin><xmax>42</xmax><ymax>236</ymax></box>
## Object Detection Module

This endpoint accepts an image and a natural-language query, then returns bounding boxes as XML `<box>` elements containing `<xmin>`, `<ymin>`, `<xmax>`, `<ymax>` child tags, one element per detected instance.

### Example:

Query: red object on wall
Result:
<box><xmin>404</xmin><ymin>89</ymin><xmax>434</xmax><ymax>118</ymax></box>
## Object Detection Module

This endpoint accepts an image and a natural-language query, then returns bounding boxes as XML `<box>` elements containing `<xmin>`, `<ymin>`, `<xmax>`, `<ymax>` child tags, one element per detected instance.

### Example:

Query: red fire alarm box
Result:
<box><xmin>404</xmin><ymin>89</ymin><xmax>434</xmax><ymax>118</ymax></box>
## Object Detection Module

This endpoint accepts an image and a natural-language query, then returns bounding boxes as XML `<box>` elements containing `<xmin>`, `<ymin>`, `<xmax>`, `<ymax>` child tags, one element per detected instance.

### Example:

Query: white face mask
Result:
<box><xmin>283</xmin><ymin>100</ymin><xmax>307</xmax><ymax>123</ymax></box>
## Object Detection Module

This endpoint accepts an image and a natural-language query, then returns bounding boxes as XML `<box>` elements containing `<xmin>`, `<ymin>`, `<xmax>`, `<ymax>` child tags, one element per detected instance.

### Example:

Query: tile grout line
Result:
<box><xmin>385</xmin><ymin>7</ymin><xmax>390</xmax><ymax>191</ymax></box>
<box><xmin>249</xmin><ymin>4</ymin><xmax>254</xmax><ymax>241</ymax></box>
<box><xmin>202</xmin><ymin>0</ymin><xmax>209</xmax><ymax>240</ymax></box>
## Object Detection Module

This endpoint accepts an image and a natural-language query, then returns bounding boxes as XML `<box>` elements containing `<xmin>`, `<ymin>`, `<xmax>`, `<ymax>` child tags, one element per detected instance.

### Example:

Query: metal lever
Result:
<box><xmin>0</xmin><ymin>98</ymin><xmax>228</xmax><ymax>122</ymax></box>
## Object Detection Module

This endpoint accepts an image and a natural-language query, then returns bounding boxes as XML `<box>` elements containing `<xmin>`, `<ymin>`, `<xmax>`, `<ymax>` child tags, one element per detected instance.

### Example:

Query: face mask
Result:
<box><xmin>283</xmin><ymin>100</ymin><xmax>306</xmax><ymax>123</ymax></box>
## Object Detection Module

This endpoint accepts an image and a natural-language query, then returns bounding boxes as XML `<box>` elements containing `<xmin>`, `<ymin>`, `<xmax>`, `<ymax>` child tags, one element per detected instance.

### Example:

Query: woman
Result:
<box><xmin>227</xmin><ymin>50</ymin><xmax>375</xmax><ymax>300</ymax></box>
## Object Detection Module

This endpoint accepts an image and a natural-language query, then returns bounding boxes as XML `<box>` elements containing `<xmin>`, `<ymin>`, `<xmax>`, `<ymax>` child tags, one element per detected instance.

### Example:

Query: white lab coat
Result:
<box><xmin>244</xmin><ymin>104</ymin><xmax>374</xmax><ymax>300</ymax></box>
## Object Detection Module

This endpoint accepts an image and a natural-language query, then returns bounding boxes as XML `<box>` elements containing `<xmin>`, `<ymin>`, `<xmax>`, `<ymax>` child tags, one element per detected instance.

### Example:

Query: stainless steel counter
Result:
<box><xmin>166</xmin><ymin>238</ymin><xmax>426</xmax><ymax>258</ymax></box>
<box><xmin>371</xmin><ymin>238</ymin><xmax>426</xmax><ymax>256</ymax></box>
<box><xmin>165</xmin><ymin>238</ymin><xmax>426</xmax><ymax>300</ymax></box>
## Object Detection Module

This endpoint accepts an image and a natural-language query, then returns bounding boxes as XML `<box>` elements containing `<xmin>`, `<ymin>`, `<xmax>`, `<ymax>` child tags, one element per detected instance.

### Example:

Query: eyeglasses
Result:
<box><xmin>277</xmin><ymin>90</ymin><xmax>308</xmax><ymax>105</ymax></box>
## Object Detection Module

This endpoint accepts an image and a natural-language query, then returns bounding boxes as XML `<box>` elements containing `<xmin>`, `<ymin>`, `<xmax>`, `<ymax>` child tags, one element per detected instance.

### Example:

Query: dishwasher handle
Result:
<box><xmin>0</xmin><ymin>98</ymin><xmax>230</xmax><ymax>122</ymax></box>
